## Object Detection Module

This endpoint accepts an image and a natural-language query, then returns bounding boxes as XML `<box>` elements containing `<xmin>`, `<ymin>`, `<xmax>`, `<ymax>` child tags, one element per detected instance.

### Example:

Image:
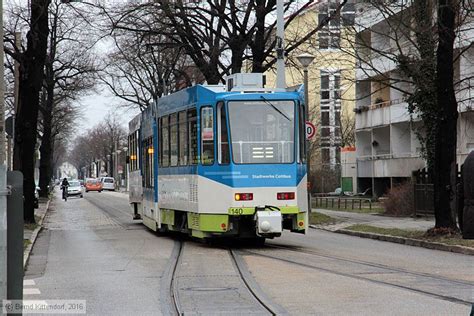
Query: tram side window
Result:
<box><xmin>217</xmin><ymin>102</ymin><xmax>230</xmax><ymax>164</ymax></box>
<box><xmin>142</xmin><ymin>138</ymin><xmax>147</xmax><ymax>186</ymax></box>
<box><xmin>170</xmin><ymin>113</ymin><xmax>178</xmax><ymax>166</ymax></box>
<box><xmin>149</xmin><ymin>137</ymin><xmax>154</xmax><ymax>187</ymax></box>
<box><xmin>299</xmin><ymin>103</ymin><xmax>306</xmax><ymax>163</ymax></box>
<box><xmin>128</xmin><ymin>134</ymin><xmax>134</xmax><ymax>171</ymax></box>
<box><xmin>128</xmin><ymin>131</ymin><xmax>139</xmax><ymax>171</ymax></box>
<box><xmin>143</xmin><ymin>137</ymin><xmax>154</xmax><ymax>188</ymax></box>
<box><xmin>178</xmin><ymin>111</ymin><xmax>188</xmax><ymax>166</ymax></box>
<box><xmin>161</xmin><ymin>116</ymin><xmax>170</xmax><ymax>167</ymax></box>
<box><xmin>201</xmin><ymin>107</ymin><xmax>214</xmax><ymax>165</ymax></box>
<box><xmin>188</xmin><ymin>108</ymin><xmax>198</xmax><ymax>165</ymax></box>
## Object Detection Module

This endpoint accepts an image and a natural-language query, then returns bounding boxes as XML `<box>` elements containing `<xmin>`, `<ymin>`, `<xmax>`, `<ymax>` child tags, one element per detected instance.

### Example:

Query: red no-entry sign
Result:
<box><xmin>305</xmin><ymin>121</ymin><xmax>316</xmax><ymax>140</ymax></box>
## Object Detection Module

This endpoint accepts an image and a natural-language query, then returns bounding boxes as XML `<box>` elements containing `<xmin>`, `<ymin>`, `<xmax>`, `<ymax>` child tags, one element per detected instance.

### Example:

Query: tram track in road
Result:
<box><xmin>265</xmin><ymin>244</ymin><xmax>474</xmax><ymax>287</ymax></box>
<box><xmin>163</xmin><ymin>239</ymin><xmax>287</xmax><ymax>316</ymax></box>
<box><xmin>229</xmin><ymin>248</ymin><xmax>288</xmax><ymax>316</ymax></box>
<box><xmin>168</xmin><ymin>240</ymin><xmax>184</xmax><ymax>316</ymax></box>
<box><xmin>242</xmin><ymin>245</ymin><xmax>474</xmax><ymax>306</ymax></box>
<box><xmin>83</xmin><ymin>192</ymin><xmax>141</xmax><ymax>229</ymax></box>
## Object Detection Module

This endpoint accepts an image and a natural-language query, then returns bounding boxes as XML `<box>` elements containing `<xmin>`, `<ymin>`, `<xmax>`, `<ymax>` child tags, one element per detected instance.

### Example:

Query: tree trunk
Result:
<box><xmin>251</xmin><ymin>0</ymin><xmax>270</xmax><ymax>73</ymax></box>
<box><xmin>434</xmin><ymin>0</ymin><xmax>458</xmax><ymax>229</ymax></box>
<box><xmin>13</xmin><ymin>0</ymin><xmax>51</xmax><ymax>223</ymax></box>
<box><xmin>38</xmin><ymin>86</ymin><xmax>54</xmax><ymax>198</ymax></box>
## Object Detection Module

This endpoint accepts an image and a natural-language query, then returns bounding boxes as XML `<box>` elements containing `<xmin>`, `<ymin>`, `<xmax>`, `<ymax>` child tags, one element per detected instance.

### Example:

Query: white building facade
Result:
<box><xmin>354</xmin><ymin>1</ymin><xmax>474</xmax><ymax>197</ymax></box>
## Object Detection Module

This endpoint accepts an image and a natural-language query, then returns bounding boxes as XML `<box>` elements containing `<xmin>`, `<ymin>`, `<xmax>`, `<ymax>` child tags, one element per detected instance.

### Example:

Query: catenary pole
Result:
<box><xmin>0</xmin><ymin>0</ymin><xmax>8</xmax><ymax>308</ymax></box>
<box><xmin>276</xmin><ymin>0</ymin><xmax>286</xmax><ymax>90</ymax></box>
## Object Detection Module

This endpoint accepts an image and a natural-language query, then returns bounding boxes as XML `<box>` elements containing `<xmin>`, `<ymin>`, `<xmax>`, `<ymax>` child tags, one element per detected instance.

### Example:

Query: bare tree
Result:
<box><xmin>3</xmin><ymin>0</ymin><xmax>52</xmax><ymax>223</ymax></box>
<box><xmin>38</xmin><ymin>0</ymin><xmax>98</xmax><ymax>197</ymax></box>
<box><xmin>69</xmin><ymin>112</ymin><xmax>127</xmax><ymax>179</ymax></box>
<box><xmin>108</xmin><ymin>1</ymin><xmax>347</xmax><ymax>87</ymax></box>
<box><xmin>337</xmin><ymin>0</ymin><xmax>473</xmax><ymax>230</ymax></box>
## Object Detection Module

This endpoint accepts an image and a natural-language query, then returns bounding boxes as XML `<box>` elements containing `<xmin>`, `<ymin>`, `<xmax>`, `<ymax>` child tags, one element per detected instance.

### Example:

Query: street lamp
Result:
<box><xmin>106</xmin><ymin>154</ymin><xmax>111</xmax><ymax>176</ymax></box>
<box><xmin>296</xmin><ymin>53</ymin><xmax>315</xmax><ymax>211</ymax></box>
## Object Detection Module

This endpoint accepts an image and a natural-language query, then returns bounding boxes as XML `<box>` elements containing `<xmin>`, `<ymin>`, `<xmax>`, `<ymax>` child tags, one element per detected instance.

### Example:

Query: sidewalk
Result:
<box><xmin>24</xmin><ymin>197</ymin><xmax>51</xmax><ymax>268</ymax></box>
<box><xmin>311</xmin><ymin>208</ymin><xmax>474</xmax><ymax>255</ymax></box>
<box><xmin>311</xmin><ymin>208</ymin><xmax>434</xmax><ymax>231</ymax></box>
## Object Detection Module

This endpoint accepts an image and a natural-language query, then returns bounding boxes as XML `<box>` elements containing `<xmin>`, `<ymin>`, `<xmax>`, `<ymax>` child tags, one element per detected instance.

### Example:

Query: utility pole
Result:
<box><xmin>12</xmin><ymin>32</ymin><xmax>20</xmax><ymax>170</ymax></box>
<box><xmin>275</xmin><ymin>0</ymin><xmax>286</xmax><ymax>90</ymax></box>
<box><xmin>0</xmin><ymin>0</ymin><xmax>8</xmax><ymax>306</ymax></box>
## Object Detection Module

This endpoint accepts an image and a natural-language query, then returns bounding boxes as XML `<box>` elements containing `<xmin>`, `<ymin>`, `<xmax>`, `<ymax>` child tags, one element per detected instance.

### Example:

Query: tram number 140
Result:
<box><xmin>229</xmin><ymin>208</ymin><xmax>244</xmax><ymax>215</ymax></box>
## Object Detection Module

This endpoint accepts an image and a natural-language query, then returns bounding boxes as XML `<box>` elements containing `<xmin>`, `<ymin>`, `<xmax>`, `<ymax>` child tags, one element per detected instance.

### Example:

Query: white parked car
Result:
<box><xmin>101</xmin><ymin>177</ymin><xmax>115</xmax><ymax>191</ymax></box>
<box><xmin>67</xmin><ymin>180</ymin><xmax>84</xmax><ymax>198</ymax></box>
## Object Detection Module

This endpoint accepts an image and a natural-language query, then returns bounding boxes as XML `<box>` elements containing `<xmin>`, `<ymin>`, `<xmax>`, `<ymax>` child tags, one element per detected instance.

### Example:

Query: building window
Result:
<box><xmin>341</xmin><ymin>1</ymin><xmax>355</xmax><ymax>26</ymax></box>
<box><xmin>322</xmin><ymin>148</ymin><xmax>330</xmax><ymax>164</ymax></box>
<box><xmin>320</xmin><ymin>69</ymin><xmax>342</xmax><ymax>168</ymax></box>
<box><xmin>318</xmin><ymin>0</ymin><xmax>354</xmax><ymax>49</ymax></box>
<box><xmin>334</xmin><ymin>75</ymin><xmax>341</xmax><ymax>99</ymax></box>
<box><xmin>321</xmin><ymin>112</ymin><xmax>330</xmax><ymax>126</ymax></box>
<box><xmin>321</xmin><ymin>127</ymin><xmax>330</xmax><ymax>137</ymax></box>
<box><xmin>318</xmin><ymin>1</ymin><xmax>341</xmax><ymax>50</ymax></box>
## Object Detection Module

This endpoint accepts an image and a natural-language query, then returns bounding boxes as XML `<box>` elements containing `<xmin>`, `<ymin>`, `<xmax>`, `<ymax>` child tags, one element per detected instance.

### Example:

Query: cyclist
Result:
<box><xmin>60</xmin><ymin>178</ymin><xmax>69</xmax><ymax>201</ymax></box>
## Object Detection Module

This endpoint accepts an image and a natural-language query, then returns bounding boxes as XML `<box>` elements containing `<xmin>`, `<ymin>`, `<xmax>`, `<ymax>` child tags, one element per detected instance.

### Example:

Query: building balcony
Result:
<box><xmin>355</xmin><ymin>0</ymin><xmax>409</xmax><ymax>31</ymax></box>
<box><xmin>356</xmin><ymin>55</ymin><xmax>397</xmax><ymax>81</ymax></box>
<box><xmin>355</xmin><ymin>99</ymin><xmax>416</xmax><ymax>130</ymax></box>
<box><xmin>357</xmin><ymin>155</ymin><xmax>425</xmax><ymax>178</ymax></box>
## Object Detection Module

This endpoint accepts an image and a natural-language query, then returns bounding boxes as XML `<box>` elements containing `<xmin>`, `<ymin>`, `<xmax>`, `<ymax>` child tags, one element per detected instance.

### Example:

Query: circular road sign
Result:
<box><xmin>305</xmin><ymin>121</ymin><xmax>316</xmax><ymax>140</ymax></box>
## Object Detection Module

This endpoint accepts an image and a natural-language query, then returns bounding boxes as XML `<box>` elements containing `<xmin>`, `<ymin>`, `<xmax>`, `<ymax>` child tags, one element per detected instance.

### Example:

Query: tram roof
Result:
<box><xmin>154</xmin><ymin>84</ymin><xmax>304</xmax><ymax>117</ymax></box>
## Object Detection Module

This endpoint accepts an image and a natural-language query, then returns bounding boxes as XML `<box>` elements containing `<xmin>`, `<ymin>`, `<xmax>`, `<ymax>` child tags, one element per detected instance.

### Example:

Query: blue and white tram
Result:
<box><xmin>128</xmin><ymin>73</ymin><xmax>308</xmax><ymax>241</ymax></box>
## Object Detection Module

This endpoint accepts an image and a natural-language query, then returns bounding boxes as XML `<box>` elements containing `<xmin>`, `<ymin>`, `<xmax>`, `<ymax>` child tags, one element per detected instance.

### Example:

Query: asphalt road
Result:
<box><xmin>24</xmin><ymin>190</ymin><xmax>473</xmax><ymax>315</ymax></box>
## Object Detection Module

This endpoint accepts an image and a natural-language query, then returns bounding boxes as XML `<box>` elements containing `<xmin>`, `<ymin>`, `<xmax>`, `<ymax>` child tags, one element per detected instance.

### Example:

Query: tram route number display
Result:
<box><xmin>305</xmin><ymin>121</ymin><xmax>316</xmax><ymax>140</ymax></box>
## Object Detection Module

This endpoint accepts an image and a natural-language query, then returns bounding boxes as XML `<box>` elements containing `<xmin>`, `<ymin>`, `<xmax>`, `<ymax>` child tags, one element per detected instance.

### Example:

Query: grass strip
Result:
<box><xmin>346</xmin><ymin>224</ymin><xmax>474</xmax><ymax>248</ymax></box>
<box><xmin>23</xmin><ymin>239</ymin><xmax>31</xmax><ymax>250</ymax></box>
<box><xmin>310</xmin><ymin>212</ymin><xmax>340</xmax><ymax>226</ymax></box>
<box><xmin>24</xmin><ymin>222</ymin><xmax>38</xmax><ymax>231</ymax></box>
<box><xmin>313</xmin><ymin>206</ymin><xmax>385</xmax><ymax>214</ymax></box>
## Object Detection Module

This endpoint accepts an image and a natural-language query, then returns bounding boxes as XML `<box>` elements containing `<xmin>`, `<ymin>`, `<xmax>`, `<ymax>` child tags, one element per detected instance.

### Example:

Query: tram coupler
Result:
<box><xmin>255</xmin><ymin>205</ymin><xmax>282</xmax><ymax>236</ymax></box>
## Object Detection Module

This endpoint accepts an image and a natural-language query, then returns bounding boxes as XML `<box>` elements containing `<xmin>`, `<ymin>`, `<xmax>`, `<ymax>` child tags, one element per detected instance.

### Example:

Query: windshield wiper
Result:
<box><xmin>260</xmin><ymin>96</ymin><xmax>291</xmax><ymax>121</ymax></box>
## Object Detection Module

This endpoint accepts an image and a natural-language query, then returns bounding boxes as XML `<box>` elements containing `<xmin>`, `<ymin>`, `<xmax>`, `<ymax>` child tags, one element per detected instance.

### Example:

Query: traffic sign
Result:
<box><xmin>305</xmin><ymin>121</ymin><xmax>316</xmax><ymax>140</ymax></box>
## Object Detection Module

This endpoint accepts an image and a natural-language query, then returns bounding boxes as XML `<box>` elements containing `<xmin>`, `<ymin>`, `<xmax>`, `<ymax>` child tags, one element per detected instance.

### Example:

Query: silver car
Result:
<box><xmin>67</xmin><ymin>180</ymin><xmax>84</xmax><ymax>198</ymax></box>
<box><xmin>101</xmin><ymin>177</ymin><xmax>115</xmax><ymax>191</ymax></box>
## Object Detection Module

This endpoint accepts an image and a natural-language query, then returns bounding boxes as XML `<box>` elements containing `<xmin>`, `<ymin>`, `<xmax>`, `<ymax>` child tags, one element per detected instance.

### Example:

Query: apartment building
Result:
<box><xmin>265</xmin><ymin>0</ymin><xmax>357</xmax><ymax>192</ymax></box>
<box><xmin>354</xmin><ymin>1</ymin><xmax>474</xmax><ymax>197</ymax></box>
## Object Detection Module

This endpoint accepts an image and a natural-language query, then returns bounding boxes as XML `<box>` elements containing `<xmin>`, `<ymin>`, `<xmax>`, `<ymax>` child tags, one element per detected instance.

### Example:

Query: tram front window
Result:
<box><xmin>228</xmin><ymin>100</ymin><xmax>295</xmax><ymax>164</ymax></box>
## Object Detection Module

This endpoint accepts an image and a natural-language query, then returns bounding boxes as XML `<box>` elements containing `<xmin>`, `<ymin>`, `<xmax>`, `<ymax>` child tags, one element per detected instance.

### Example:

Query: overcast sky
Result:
<box><xmin>77</xmin><ymin>90</ymin><xmax>140</xmax><ymax>134</ymax></box>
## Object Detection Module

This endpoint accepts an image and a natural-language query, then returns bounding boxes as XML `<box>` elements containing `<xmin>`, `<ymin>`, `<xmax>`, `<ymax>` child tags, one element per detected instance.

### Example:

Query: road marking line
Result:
<box><xmin>23</xmin><ymin>288</ymin><xmax>41</xmax><ymax>295</ymax></box>
<box><xmin>23</xmin><ymin>279</ymin><xmax>36</xmax><ymax>286</ymax></box>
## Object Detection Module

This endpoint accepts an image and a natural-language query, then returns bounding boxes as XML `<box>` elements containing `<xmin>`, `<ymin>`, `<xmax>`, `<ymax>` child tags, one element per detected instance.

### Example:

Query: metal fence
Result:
<box><xmin>412</xmin><ymin>167</ymin><xmax>461</xmax><ymax>216</ymax></box>
<box><xmin>312</xmin><ymin>197</ymin><xmax>374</xmax><ymax>211</ymax></box>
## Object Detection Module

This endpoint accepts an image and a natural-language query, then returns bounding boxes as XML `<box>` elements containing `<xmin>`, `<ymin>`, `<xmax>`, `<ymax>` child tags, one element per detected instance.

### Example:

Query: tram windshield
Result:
<box><xmin>228</xmin><ymin>100</ymin><xmax>295</xmax><ymax>164</ymax></box>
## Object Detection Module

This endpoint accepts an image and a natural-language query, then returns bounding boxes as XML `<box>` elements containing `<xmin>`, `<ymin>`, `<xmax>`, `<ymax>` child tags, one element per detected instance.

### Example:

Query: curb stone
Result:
<box><xmin>23</xmin><ymin>199</ymin><xmax>51</xmax><ymax>269</ymax></box>
<box><xmin>309</xmin><ymin>225</ymin><xmax>474</xmax><ymax>256</ymax></box>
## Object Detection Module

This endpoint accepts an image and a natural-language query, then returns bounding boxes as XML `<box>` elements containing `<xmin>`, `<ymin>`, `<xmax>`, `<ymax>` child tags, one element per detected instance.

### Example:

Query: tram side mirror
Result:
<box><xmin>126</xmin><ymin>156</ymin><xmax>130</xmax><ymax>164</ymax></box>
